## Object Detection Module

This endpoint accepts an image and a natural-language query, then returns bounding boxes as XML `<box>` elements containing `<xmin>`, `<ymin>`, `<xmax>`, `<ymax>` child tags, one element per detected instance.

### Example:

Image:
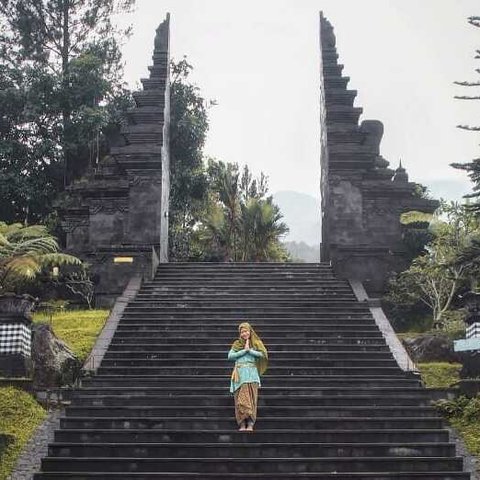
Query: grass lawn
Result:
<box><xmin>33</xmin><ymin>309</ymin><xmax>110</xmax><ymax>362</ymax></box>
<box><xmin>0</xmin><ymin>387</ymin><xmax>46</xmax><ymax>480</ymax></box>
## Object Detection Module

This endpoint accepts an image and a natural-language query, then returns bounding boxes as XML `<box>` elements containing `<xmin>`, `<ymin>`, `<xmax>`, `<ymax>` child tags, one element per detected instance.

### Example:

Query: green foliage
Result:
<box><xmin>196</xmin><ymin>160</ymin><xmax>289</xmax><ymax>262</ymax></box>
<box><xmin>0</xmin><ymin>222</ymin><xmax>81</xmax><ymax>293</ymax></box>
<box><xmin>434</xmin><ymin>395</ymin><xmax>480</xmax><ymax>458</ymax></box>
<box><xmin>0</xmin><ymin>387</ymin><xmax>46</xmax><ymax>480</ymax></box>
<box><xmin>385</xmin><ymin>201</ymin><xmax>480</xmax><ymax>329</ymax></box>
<box><xmin>33</xmin><ymin>309</ymin><xmax>109</xmax><ymax>361</ymax></box>
<box><xmin>239</xmin><ymin>198</ymin><xmax>289</xmax><ymax>261</ymax></box>
<box><xmin>400</xmin><ymin>211</ymin><xmax>435</xmax><ymax>262</ymax></box>
<box><xmin>417</xmin><ymin>362</ymin><xmax>462</xmax><ymax>388</ymax></box>
<box><xmin>169</xmin><ymin>58</ymin><xmax>211</xmax><ymax>260</ymax></box>
<box><xmin>0</xmin><ymin>0</ymin><xmax>135</xmax><ymax>223</ymax></box>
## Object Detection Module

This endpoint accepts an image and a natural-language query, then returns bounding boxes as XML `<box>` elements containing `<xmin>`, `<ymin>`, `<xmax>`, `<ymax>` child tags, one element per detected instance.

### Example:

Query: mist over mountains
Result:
<box><xmin>273</xmin><ymin>191</ymin><xmax>321</xmax><ymax>262</ymax></box>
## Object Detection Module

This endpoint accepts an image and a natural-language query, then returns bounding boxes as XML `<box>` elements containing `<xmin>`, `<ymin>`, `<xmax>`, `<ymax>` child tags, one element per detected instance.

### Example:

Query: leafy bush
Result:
<box><xmin>433</xmin><ymin>395</ymin><xmax>480</xmax><ymax>458</ymax></box>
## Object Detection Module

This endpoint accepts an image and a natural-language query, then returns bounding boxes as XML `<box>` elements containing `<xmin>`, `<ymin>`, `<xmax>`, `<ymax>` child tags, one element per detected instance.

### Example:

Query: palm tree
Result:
<box><xmin>196</xmin><ymin>204</ymin><xmax>230</xmax><ymax>261</ymax></box>
<box><xmin>239</xmin><ymin>198</ymin><xmax>289</xmax><ymax>262</ymax></box>
<box><xmin>217</xmin><ymin>165</ymin><xmax>240</xmax><ymax>260</ymax></box>
<box><xmin>0</xmin><ymin>222</ymin><xmax>81</xmax><ymax>293</ymax></box>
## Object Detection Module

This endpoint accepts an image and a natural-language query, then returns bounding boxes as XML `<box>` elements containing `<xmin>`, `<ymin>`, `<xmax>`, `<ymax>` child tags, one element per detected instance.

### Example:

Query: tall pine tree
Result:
<box><xmin>0</xmin><ymin>0</ymin><xmax>134</xmax><ymax>223</ymax></box>
<box><xmin>451</xmin><ymin>16</ymin><xmax>480</xmax><ymax>213</ymax></box>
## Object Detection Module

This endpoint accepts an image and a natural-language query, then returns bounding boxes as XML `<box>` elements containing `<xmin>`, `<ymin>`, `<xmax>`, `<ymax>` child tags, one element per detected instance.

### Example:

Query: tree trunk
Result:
<box><xmin>61</xmin><ymin>0</ymin><xmax>71</xmax><ymax>188</ymax></box>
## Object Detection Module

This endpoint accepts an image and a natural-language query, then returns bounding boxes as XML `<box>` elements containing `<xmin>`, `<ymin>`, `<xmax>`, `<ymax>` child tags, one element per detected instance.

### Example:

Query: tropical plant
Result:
<box><xmin>0</xmin><ymin>222</ymin><xmax>81</xmax><ymax>293</ymax></box>
<box><xmin>195</xmin><ymin>161</ymin><xmax>289</xmax><ymax>262</ymax></box>
<box><xmin>240</xmin><ymin>198</ymin><xmax>289</xmax><ymax>262</ymax></box>
<box><xmin>196</xmin><ymin>203</ymin><xmax>230</xmax><ymax>261</ymax></box>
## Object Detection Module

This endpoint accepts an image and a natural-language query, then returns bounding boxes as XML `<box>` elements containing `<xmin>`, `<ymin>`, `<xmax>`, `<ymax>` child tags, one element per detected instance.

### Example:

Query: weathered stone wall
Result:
<box><xmin>59</xmin><ymin>15</ymin><xmax>171</xmax><ymax>307</ymax></box>
<box><xmin>319</xmin><ymin>12</ymin><xmax>438</xmax><ymax>295</ymax></box>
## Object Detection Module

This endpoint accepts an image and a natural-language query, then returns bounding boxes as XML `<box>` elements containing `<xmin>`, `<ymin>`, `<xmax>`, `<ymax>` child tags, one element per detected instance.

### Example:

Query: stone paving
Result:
<box><xmin>7</xmin><ymin>407</ymin><xmax>64</xmax><ymax>480</ymax></box>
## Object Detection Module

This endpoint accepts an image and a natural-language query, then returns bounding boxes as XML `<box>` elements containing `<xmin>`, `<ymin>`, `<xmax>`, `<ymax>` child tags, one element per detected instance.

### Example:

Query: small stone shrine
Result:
<box><xmin>0</xmin><ymin>294</ymin><xmax>35</xmax><ymax>377</ymax></box>
<box><xmin>319</xmin><ymin>12</ymin><xmax>439</xmax><ymax>295</ymax></box>
<box><xmin>59</xmin><ymin>15</ymin><xmax>171</xmax><ymax>307</ymax></box>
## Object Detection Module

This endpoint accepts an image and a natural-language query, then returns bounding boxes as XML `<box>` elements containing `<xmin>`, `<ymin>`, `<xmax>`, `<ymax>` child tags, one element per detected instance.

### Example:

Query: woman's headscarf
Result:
<box><xmin>231</xmin><ymin>322</ymin><xmax>268</xmax><ymax>375</ymax></box>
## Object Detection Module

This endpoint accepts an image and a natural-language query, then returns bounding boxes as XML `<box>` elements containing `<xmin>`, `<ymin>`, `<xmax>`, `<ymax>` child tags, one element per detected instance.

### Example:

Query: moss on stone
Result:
<box><xmin>417</xmin><ymin>362</ymin><xmax>462</xmax><ymax>388</ymax></box>
<box><xmin>0</xmin><ymin>386</ymin><xmax>46</xmax><ymax>480</ymax></box>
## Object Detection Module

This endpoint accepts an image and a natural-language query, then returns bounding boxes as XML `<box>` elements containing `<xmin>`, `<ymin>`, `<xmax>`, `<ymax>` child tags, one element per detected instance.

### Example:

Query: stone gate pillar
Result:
<box><xmin>60</xmin><ymin>15</ymin><xmax>171</xmax><ymax>307</ymax></box>
<box><xmin>319</xmin><ymin>12</ymin><xmax>438</xmax><ymax>295</ymax></box>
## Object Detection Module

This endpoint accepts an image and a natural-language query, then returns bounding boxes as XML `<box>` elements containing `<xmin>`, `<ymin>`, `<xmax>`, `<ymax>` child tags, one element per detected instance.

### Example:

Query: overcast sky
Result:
<box><xmin>120</xmin><ymin>0</ymin><xmax>480</xmax><ymax>203</ymax></box>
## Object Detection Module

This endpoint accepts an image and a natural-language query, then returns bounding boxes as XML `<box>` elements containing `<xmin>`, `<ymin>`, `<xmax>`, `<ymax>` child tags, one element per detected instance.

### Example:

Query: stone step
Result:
<box><xmin>149</xmin><ymin>271</ymin><xmax>338</xmax><ymax>277</ymax></box>
<box><xmin>123</xmin><ymin>132</ymin><xmax>163</xmax><ymax>145</ymax></box>
<box><xmin>119</xmin><ymin>312</ymin><xmax>374</xmax><ymax>319</ymax></box>
<box><xmin>148</xmin><ymin>277</ymin><xmax>341</xmax><ymax>283</ymax></box>
<box><xmin>154</xmin><ymin>264</ymin><xmax>332</xmax><ymax>271</ymax></box>
<box><xmin>153</xmin><ymin>266</ymin><xmax>333</xmax><ymax>271</ymax></box>
<box><xmin>128</xmin><ymin>299</ymin><xmax>361</xmax><ymax>306</ymax></box>
<box><xmin>34</xmin><ymin>471</ymin><xmax>470</xmax><ymax>480</ymax></box>
<box><xmin>60</xmin><ymin>415</ymin><xmax>444</xmax><ymax>431</ymax></box>
<box><xmin>72</xmin><ymin>394</ymin><xmax>432</xmax><ymax>408</ymax></box>
<box><xmin>137</xmin><ymin>289</ymin><xmax>355</xmax><ymax>295</ymax></box>
<box><xmin>325</xmin><ymin>88</ymin><xmax>357</xmax><ymax>107</ymax></box>
<box><xmin>74</xmin><ymin>386</ymin><xmax>425</xmax><ymax>397</ymax></box>
<box><xmin>64</xmin><ymin>405</ymin><xmax>437</xmax><ymax>419</ymax></box>
<box><xmin>326</xmin><ymin>105</ymin><xmax>363</xmax><ymax>124</ymax></box>
<box><xmin>133</xmin><ymin>90</ymin><xmax>165</xmax><ymax>108</ymax></box>
<box><xmin>323</xmin><ymin>63</ymin><xmax>344</xmax><ymax>76</ymax></box>
<box><xmin>39</xmin><ymin>456</ymin><xmax>463</xmax><ymax>474</ymax></box>
<box><xmin>120</xmin><ymin>310</ymin><xmax>372</xmax><ymax>317</ymax></box>
<box><xmin>126</xmin><ymin>106</ymin><xmax>164</xmax><ymax>124</ymax></box>
<box><xmin>113</xmin><ymin>324</ymin><xmax>380</xmax><ymax>333</ymax></box>
<box><xmin>140</xmin><ymin>77</ymin><xmax>167</xmax><ymax>90</ymax></box>
<box><xmin>134</xmin><ymin>292</ymin><xmax>358</xmax><ymax>299</ymax></box>
<box><xmin>105</xmin><ymin>343</ymin><xmax>392</xmax><ymax>352</ymax></box>
<box><xmin>99</xmin><ymin>359</ymin><xmax>399</xmax><ymax>368</ymax></box>
<box><xmin>54</xmin><ymin>428</ymin><xmax>450</xmax><ymax>444</ymax></box>
<box><xmin>115</xmin><ymin>320</ymin><xmax>378</xmax><ymax>327</ymax></box>
<box><xmin>323</xmin><ymin>75</ymin><xmax>350</xmax><ymax>89</ymax></box>
<box><xmin>102</xmin><ymin>350</ymin><xmax>394</xmax><ymax>359</ymax></box>
<box><xmin>47</xmin><ymin>442</ymin><xmax>455</xmax><ymax>459</ymax></box>
<box><xmin>110</xmin><ymin>333</ymin><xmax>385</xmax><ymax>341</ymax></box>
<box><xmin>113</xmin><ymin>325</ymin><xmax>381</xmax><ymax>334</ymax></box>
<box><xmin>81</xmin><ymin>376</ymin><xmax>421</xmax><ymax>389</ymax></box>
<box><xmin>108</xmin><ymin>339</ymin><xmax>389</xmax><ymax>348</ymax></box>
<box><xmin>95</xmin><ymin>366</ymin><xmax>403</xmax><ymax>376</ymax></box>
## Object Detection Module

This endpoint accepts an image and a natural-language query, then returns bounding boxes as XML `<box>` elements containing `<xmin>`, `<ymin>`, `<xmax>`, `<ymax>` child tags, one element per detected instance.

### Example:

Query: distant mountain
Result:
<box><xmin>283</xmin><ymin>240</ymin><xmax>320</xmax><ymax>263</ymax></box>
<box><xmin>273</xmin><ymin>190</ymin><xmax>321</xmax><ymax>247</ymax></box>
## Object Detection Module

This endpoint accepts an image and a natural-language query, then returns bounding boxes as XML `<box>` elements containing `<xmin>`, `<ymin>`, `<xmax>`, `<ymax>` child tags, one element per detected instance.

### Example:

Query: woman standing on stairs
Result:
<box><xmin>228</xmin><ymin>322</ymin><xmax>268</xmax><ymax>431</ymax></box>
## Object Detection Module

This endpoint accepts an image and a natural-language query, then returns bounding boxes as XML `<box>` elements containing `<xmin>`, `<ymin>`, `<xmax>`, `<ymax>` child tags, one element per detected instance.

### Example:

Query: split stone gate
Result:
<box><xmin>59</xmin><ymin>13</ymin><xmax>438</xmax><ymax>305</ymax></box>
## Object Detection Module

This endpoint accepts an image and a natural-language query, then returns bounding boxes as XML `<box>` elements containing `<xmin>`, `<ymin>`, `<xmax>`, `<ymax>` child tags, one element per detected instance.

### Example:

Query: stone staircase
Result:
<box><xmin>34</xmin><ymin>263</ymin><xmax>469</xmax><ymax>479</ymax></box>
